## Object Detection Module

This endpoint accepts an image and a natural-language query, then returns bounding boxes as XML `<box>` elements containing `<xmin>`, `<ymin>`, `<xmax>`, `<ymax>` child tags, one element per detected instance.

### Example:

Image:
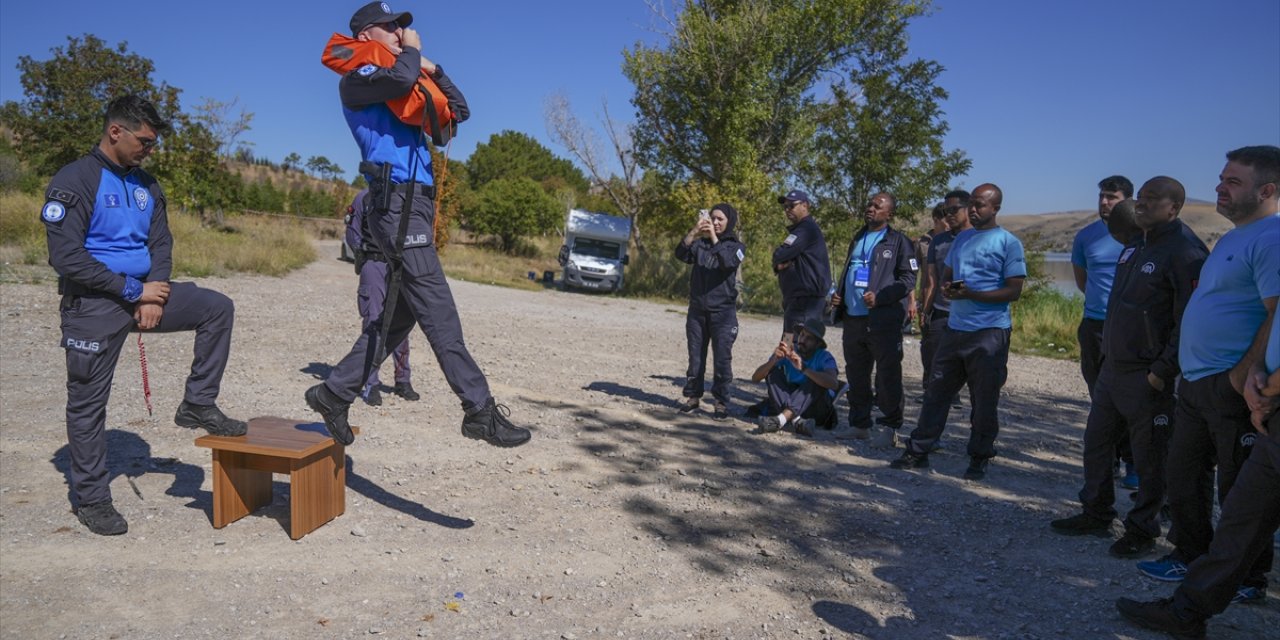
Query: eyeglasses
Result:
<box><xmin>371</xmin><ymin>21</ymin><xmax>401</xmax><ymax>32</ymax></box>
<box><xmin>783</xmin><ymin>201</ymin><xmax>802</xmax><ymax>210</ymax></box>
<box><xmin>119</xmin><ymin>126</ymin><xmax>159</xmax><ymax>149</ymax></box>
<box><xmin>942</xmin><ymin>205</ymin><xmax>965</xmax><ymax>214</ymax></box>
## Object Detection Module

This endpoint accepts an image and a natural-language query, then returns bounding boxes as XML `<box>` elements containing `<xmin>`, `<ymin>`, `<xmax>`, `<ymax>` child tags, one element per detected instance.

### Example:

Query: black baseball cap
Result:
<box><xmin>778</xmin><ymin>189</ymin><xmax>811</xmax><ymax>205</ymax></box>
<box><xmin>350</xmin><ymin>1</ymin><xmax>413</xmax><ymax>36</ymax></box>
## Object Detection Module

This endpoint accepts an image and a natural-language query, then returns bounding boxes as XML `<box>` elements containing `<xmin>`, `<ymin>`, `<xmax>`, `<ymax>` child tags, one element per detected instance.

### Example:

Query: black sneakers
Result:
<box><xmin>1115</xmin><ymin>597</ymin><xmax>1206</xmax><ymax>639</ymax></box>
<box><xmin>678</xmin><ymin>397</ymin><xmax>700</xmax><ymax>413</ymax></box>
<box><xmin>1110</xmin><ymin>530</ymin><xmax>1157</xmax><ymax>558</ymax></box>
<box><xmin>76</xmin><ymin>500</ymin><xmax>128</xmax><ymax>536</ymax></box>
<box><xmin>363</xmin><ymin>386</ymin><xmax>383</xmax><ymax>407</ymax></box>
<box><xmin>393</xmin><ymin>382</ymin><xmax>420</xmax><ymax>401</ymax></box>
<box><xmin>963</xmin><ymin>456</ymin><xmax>990</xmax><ymax>480</ymax></box>
<box><xmin>462</xmin><ymin>398</ymin><xmax>531</xmax><ymax>447</ymax></box>
<box><xmin>174</xmin><ymin>401</ymin><xmax>247</xmax><ymax>436</ymax></box>
<box><xmin>1050</xmin><ymin>512</ymin><xmax>1114</xmax><ymax>537</ymax></box>
<box><xmin>305</xmin><ymin>384</ymin><xmax>355</xmax><ymax>445</ymax></box>
<box><xmin>890</xmin><ymin>450</ymin><xmax>930</xmax><ymax>470</ymax></box>
<box><xmin>712</xmin><ymin>402</ymin><xmax>729</xmax><ymax>421</ymax></box>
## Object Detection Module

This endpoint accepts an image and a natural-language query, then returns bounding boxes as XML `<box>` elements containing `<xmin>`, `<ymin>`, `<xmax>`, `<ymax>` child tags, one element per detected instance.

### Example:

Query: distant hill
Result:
<box><xmin>999</xmin><ymin>203</ymin><xmax>1233</xmax><ymax>252</ymax></box>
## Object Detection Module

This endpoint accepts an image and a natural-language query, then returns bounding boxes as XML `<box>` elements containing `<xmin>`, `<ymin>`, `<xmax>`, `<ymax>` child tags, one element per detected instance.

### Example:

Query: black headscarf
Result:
<box><xmin>711</xmin><ymin>202</ymin><xmax>739</xmax><ymax>242</ymax></box>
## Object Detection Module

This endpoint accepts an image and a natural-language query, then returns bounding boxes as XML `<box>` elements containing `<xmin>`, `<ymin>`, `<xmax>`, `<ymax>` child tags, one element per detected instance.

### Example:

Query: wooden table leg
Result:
<box><xmin>210</xmin><ymin>450</ymin><xmax>274</xmax><ymax>528</ymax></box>
<box><xmin>288</xmin><ymin>444</ymin><xmax>346</xmax><ymax>540</ymax></box>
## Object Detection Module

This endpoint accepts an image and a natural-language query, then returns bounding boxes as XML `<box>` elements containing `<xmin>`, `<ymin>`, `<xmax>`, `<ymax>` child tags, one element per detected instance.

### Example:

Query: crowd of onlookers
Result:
<box><xmin>676</xmin><ymin>145</ymin><xmax>1279</xmax><ymax>639</ymax></box>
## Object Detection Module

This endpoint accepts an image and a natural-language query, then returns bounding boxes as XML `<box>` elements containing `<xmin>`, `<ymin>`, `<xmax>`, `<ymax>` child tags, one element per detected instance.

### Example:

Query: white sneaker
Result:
<box><xmin>870</xmin><ymin>426</ymin><xmax>899</xmax><ymax>449</ymax></box>
<box><xmin>833</xmin><ymin>425</ymin><xmax>871</xmax><ymax>440</ymax></box>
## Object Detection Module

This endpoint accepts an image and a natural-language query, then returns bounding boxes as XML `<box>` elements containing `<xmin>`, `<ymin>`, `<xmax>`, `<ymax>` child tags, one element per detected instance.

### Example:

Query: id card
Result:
<box><xmin>853</xmin><ymin>266</ymin><xmax>870</xmax><ymax>288</ymax></box>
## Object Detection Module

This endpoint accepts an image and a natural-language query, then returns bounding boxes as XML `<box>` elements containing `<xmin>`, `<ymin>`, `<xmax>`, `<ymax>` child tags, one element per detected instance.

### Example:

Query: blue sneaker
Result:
<box><xmin>1137</xmin><ymin>555</ymin><xmax>1188</xmax><ymax>582</ymax></box>
<box><xmin>1231</xmin><ymin>586</ymin><xmax>1266</xmax><ymax>604</ymax></box>
<box><xmin>1121</xmin><ymin>463</ymin><xmax>1140</xmax><ymax>490</ymax></box>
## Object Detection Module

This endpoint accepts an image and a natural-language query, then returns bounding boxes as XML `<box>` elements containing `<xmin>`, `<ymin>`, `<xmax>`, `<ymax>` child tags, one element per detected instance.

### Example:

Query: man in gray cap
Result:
<box><xmin>772</xmin><ymin>190</ymin><xmax>832</xmax><ymax>338</ymax></box>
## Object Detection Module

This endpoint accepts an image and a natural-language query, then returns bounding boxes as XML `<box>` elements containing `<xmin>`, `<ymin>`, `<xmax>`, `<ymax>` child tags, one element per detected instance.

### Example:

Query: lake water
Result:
<box><xmin>1042</xmin><ymin>252</ymin><xmax>1080</xmax><ymax>297</ymax></box>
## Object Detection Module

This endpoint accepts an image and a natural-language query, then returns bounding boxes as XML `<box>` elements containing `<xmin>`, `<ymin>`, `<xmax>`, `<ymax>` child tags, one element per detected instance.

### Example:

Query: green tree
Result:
<box><xmin>469</xmin><ymin>176</ymin><xmax>561</xmax><ymax>253</ymax></box>
<box><xmin>0</xmin><ymin>34</ymin><xmax>182</xmax><ymax>176</ymax></box>
<box><xmin>621</xmin><ymin>0</ymin><xmax>964</xmax><ymax>246</ymax></box>
<box><xmin>282</xmin><ymin>152</ymin><xmax>301</xmax><ymax>172</ymax></box>
<box><xmin>192</xmin><ymin>96</ymin><xmax>254</xmax><ymax>158</ymax></box>
<box><xmin>467</xmin><ymin>130</ymin><xmax>589</xmax><ymax>193</ymax></box>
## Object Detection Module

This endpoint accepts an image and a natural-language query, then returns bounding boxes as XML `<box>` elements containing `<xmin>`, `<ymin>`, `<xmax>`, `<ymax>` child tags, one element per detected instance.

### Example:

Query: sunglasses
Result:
<box><xmin>119</xmin><ymin>126</ymin><xmax>159</xmax><ymax>149</ymax></box>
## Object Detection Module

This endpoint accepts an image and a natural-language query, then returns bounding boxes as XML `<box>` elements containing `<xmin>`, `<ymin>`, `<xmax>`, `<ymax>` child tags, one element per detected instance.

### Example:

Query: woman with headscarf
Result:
<box><xmin>675</xmin><ymin>203</ymin><xmax>746</xmax><ymax>420</ymax></box>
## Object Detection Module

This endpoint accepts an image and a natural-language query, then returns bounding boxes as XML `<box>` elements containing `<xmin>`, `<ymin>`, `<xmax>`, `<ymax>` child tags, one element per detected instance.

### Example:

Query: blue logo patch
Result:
<box><xmin>41</xmin><ymin>201</ymin><xmax>66</xmax><ymax>222</ymax></box>
<box><xmin>133</xmin><ymin>187</ymin><xmax>149</xmax><ymax>210</ymax></box>
<box><xmin>104</xmin><ymin>194</ymin><xmax>121</xmax><ymax>208</ymax></box>
<box><xmin>357</xmin><ymin>64</ymin><xmax>378</xmax><ymax>77</ymax></box>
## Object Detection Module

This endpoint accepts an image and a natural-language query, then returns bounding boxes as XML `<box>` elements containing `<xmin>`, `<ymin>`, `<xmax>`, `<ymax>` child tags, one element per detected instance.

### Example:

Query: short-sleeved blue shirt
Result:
<box><xmin>1265</xmin><ymin>307</ymin><xmax>1279</xmax><ymax>375</ymax></box>
<box><xmin>1179</xmin><ymin>214</ymin><xmax>1280</xmax><ymax>381</ymax></box>
<box><xmin>1071</xmin><ymin>219</ymin><xmax>1123</xmax><ymax>320</ymax></box>
<box><xmin>944</xmin><ymin>227</ymin><xmax>1028</xmax><ymax>331</ymax></box>
<box><xmin>780</xmin><ymin>349</ymin><xmax>838</xmax><ymax>386</ymax></box>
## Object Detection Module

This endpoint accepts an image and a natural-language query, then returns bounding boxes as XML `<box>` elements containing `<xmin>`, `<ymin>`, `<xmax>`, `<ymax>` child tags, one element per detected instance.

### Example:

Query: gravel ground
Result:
<box><xmin>1</xmin><ymin>240</ymin><xmax>1275</xmax><ymax>639</ymax></box>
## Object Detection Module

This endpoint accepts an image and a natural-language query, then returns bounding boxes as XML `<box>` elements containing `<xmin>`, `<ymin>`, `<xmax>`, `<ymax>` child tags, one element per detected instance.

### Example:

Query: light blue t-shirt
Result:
<box><xmin>844</xmin><ymin>228</ymin><xmax>887</xmax><ymax>316</ymax></box>
<box><xmin>944</xmin><ymin>227</ymin><xmax>1028</xmax><ymax>332</ymax></box>
<box><xmin>781</xmin><ymin>349</ymin><xmax>838</xmax><ymax>386</ymax></box>
<box><xmin>1071</xmin><ymin>219</ymin><xmax>1123</xmax><ymax>320</ymax></box>
<box><xmin>1179</xmin><ymin>214</ymin><xmax>1280</xmax><ymax>381</ymax></box>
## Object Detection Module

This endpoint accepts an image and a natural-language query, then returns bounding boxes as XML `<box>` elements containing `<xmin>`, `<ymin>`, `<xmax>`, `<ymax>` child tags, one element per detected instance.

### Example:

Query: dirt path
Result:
<box><xmin>1</xmin><ymin>241</ymin><xmax>1274</xmax><ymax>639</ymax></box>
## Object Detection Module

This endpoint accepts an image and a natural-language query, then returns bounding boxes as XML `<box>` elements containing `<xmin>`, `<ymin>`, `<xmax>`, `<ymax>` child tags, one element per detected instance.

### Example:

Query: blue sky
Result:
<box><xmin>2</xmin><ymin>0</ymin><xmax>1277</xmax><ymax>214</ymax></box>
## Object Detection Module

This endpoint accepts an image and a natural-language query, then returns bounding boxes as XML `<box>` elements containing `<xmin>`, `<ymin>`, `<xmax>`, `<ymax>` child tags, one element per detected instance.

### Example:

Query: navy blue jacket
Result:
<box><xmin>1101</xmin><ymin>218</ymin><xmax>1208</xmax><ymax>384</ymax></box>
<box><xmin>42</xmin><ymin>146</ymin><xmax>171</xmax><ymax>300</ymax></box>
<box><xmin>772</xmin><ymin>216</ymin><xmax>831</xmax><ymax>301</ymax></box>
<box><xmin>833</xmin><ymin>224</ymin><xmax>918</xmax><ymax>328</ymax></box>
<box><xmin>676</xmin><ymin>235</ymin><xmax>746</xmax><ymax>311</ymax></box>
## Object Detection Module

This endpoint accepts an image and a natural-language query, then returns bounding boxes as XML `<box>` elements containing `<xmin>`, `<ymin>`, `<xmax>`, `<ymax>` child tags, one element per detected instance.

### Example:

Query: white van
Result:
<box><xmin>557</xmin><ymin>209</ymin><xmax>631</xmax><ymax>292</ymax></box>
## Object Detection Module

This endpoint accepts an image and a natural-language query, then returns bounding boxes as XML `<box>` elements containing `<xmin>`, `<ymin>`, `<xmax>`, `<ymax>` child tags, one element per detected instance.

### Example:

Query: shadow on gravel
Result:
<box><xmin>344</xmin><ymin>456</ymin><xmax>475</xmax><ymax>529</ymax></box>
<box><xmin>300</xmin><ymin>362</ymin><xmax>334</xmax><ymax>380</ymax></box>
<box><xmin>50</xmin><ymin>429</ymin><xmax>207</xmax><ymax>510</ymax></box>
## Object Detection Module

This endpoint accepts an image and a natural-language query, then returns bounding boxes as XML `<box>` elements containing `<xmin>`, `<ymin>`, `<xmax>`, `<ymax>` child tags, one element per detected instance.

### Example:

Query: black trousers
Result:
<box><xmin>326</xmin><ymin>196</ymin><xmax>490</xmax><ymax>412</ymax></box>
<box><xmin>1173</xmin><ymin>411</ymin><xmax>1280</xmax><ymax>619</ymax></box>
<box><xmin>60</xmin><ymin>282</ymin><xmax>235</xmax><ymax>507</ymax></box>
<box><xmin>906</xmin><ymin>327</ymin><xmax>1010</xmax><ymax>459</ymax></box>
<box><xmin>1078</xmin><ymin>367</ymin><xmax>1174</xmax><ymax>538</ymax></box>
<box><xmin>765</xmin><ymin>368</ymin><xmax>836</xmax><ymax>428</ymax></box>
<box><xmin>683</xmin><ymin>306</ymin><xmax>738</xmax><ymax>404</ymax></box>
<box><xmin>919</xmin><ymin>310</ymin><xmax>948</xmax><ymax>386</ymax></box>
<box><xmin>842</xmin><ymin>315</ymin><xmax>904</xmax><ymax>429</ymax></box>
<box><xmin>1078</xmin><ymin>317</ymin><xmax>1133</xmax><ymax>464</ymax></box>
<box><xmin>1164</xmin><ymin>372</ymin><xmax>1270</xmax><ymax>589</ymax></box>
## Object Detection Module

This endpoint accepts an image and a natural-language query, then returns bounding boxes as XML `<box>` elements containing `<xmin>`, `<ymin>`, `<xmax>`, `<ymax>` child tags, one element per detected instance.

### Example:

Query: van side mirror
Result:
<box><xmin>621</xmin><ymin>254</ymin><xmax>630</xmax><ymax>266</ymax></box>
<box><xmin>557</xmin><ymin>245</ymin><xmax>569</xmax><ymax>267</ymax></box>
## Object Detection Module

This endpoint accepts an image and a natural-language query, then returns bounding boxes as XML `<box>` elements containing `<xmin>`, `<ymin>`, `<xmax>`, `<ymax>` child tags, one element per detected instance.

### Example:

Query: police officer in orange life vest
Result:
<box><xmin>305</xmin><ymin>2</ymin><xmax>531</xmax><ymax>448</ymax></box>
<box><xmin>43</xmin><ymin>95</ymin><xmax>246</xmax><ymax>536</ymax></box>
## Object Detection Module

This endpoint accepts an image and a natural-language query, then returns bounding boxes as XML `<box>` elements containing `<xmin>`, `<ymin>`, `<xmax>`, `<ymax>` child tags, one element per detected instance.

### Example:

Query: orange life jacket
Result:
<box><xmin>321</xmin><ymin>33</ymin><xmax>457</xmax><ymax>146</ymax></box>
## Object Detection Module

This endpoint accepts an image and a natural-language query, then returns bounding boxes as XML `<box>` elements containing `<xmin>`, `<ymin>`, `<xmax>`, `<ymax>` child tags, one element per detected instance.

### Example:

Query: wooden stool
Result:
<box><xmin>194</xmin><ymin>416</ymin><xmax>359</xmax><ymax>540</ymax></box>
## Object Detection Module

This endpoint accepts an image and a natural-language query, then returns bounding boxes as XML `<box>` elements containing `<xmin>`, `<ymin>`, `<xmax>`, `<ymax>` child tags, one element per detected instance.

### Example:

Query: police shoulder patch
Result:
<box><xmin>783</xmin><ymin>234</ymin><xmax>798</xmax><ymax>246</ymax></box>
<box><xmin>357</xmin><ymin>64</ymin><xmax>379</xmax><ymax>77</ymax></box>
<box><xmin>45</xmin><ymin>187</ymin><xmax>79</xmax><ymax>206</ymax></box>
<box><xmin>41</xmin><ymin>201</ymin><xmax>66</xmax><ymax>223</ymax></box>
<box><xmin>736</xmin><ymin>248</ymin><xmax>745</xmax><ymax>262</ymax></box>
<box><xmin>909</xmin><ymin>258</ymin><xmax>919</xmax><ymax>271</ymax></box>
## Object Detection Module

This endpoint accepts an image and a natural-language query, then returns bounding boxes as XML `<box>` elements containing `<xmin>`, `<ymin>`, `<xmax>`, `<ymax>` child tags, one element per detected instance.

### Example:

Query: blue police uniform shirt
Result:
<box><xmin>1071</xmin><ymin>219</ymin><xmax>1123</xmax><ymax>320</ymax></box>
<box><xmin>344</xmin><ymin>103</ymin><xmax>434</xmax><ymax>185</ymax></box>
<box><xmin>844</xmin><ymin>228</ymin><xmax>887</xmax><ymax>316</ymax></box>
<box><xmin>1180</xmin><ymin>214</ymin><xmax>1280</xmax><ymax>381</ymax></box>
<box><xmin>781</xmin><ymin>349</ymin><xmax>838</xmax><ymax>386</ymax></box>
<box><xmin>944</xmin><ymin>227</ymin><xmax>1028</xmax><ymax>332</ymax></box>
<box><xmin>84</xmin><ymin>168</ymin><xmax>155</xmax><ymax>278</ymax></box>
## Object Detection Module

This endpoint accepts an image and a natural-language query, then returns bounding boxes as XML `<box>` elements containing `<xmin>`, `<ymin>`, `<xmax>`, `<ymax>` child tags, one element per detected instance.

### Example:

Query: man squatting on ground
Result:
<box><xmin>1133</xmin><ymin>145</ymin><xmax>1280</xmax><ymax>605</ymax></box>
<box><xmin>305</xmin><ymin>2</ymin><xmax>530</xmax><ymax>448</ymax></box>
<box><xmin>43</xmin><ymin>95</ymin><xmax>247</xmax><ymax>536</ymax></box>
<box><xmin>676</xmin><ymin>204</ymin><xmax>746</xmax><ymax>421</ymax></box>
<box><xmin>751</xmin><ymin>317</ymin><xmax>842</xmax><ymax>435</ymax></box>
<box><xmin>919</xmin><ymin>190</ymin><xmax>973</xmax><ymax>414</ymax></box>
<box><xmin>891</xmin><ymin>183</ymin><xmax>1026</xmax><ymax>481</ymax></box>
<box><xmin>1050</xmin><ymin>177</ymin><xmax>1208</xmax><ymax>559</ymax></box>
<box><xmin>344</xmin><ymin>189</ymin><xmax>420</xmax><ymax>407</ymax></box>
<box><xmin>772</xmin><ymin>189</ymin><xmax>831</xmax><ymax>339</ymax></box>
<box><xmin>1073</xmin><ymin>175</ymin><xmax>1138</xmax><ymax>488</ymax></box>
<box><xmin>829</xmin><ymin>192</ymin><xmax>917</xmax><ymax>448</ymax></box>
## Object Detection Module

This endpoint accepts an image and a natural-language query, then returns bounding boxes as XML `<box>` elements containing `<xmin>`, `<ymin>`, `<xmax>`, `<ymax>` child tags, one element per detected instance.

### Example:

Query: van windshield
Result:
<box><xmin>571</xmin><ymin>237</ymin><xmax>621</xmax><ymax>260</ymax></box>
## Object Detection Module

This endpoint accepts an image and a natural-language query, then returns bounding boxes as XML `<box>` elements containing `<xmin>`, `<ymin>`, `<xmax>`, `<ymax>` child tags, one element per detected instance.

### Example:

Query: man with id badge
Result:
<box><xmin>829</xmin><ymin>192</ymin><xmax>918</xmax><ymax>447</ymax></box>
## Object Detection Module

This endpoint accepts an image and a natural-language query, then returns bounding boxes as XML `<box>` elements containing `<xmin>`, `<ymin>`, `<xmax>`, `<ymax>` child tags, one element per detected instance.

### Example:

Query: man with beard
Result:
<box><xmin>750</xmin><ymin>317</ymin><xmax>842</xmax><ymax>435</ymax></box>
<box><xmin>1049</xmin><ymin>177</ymin><xmax>1208</xmax><ymax>558</ymax></box>
<box><xmin>891</xmin><ymin>184</ymin><xmax>1026</xmax><ymax>480</ymax></box>
<box><xmin>1134</xmin><ymin>146</ymin><xmax>1279</xmax><ymax>605</ymax></box>
<box><xmin>829</xmin><ymin>192</ymin><xmax>918</xmax><ymax>447</ymax></box>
